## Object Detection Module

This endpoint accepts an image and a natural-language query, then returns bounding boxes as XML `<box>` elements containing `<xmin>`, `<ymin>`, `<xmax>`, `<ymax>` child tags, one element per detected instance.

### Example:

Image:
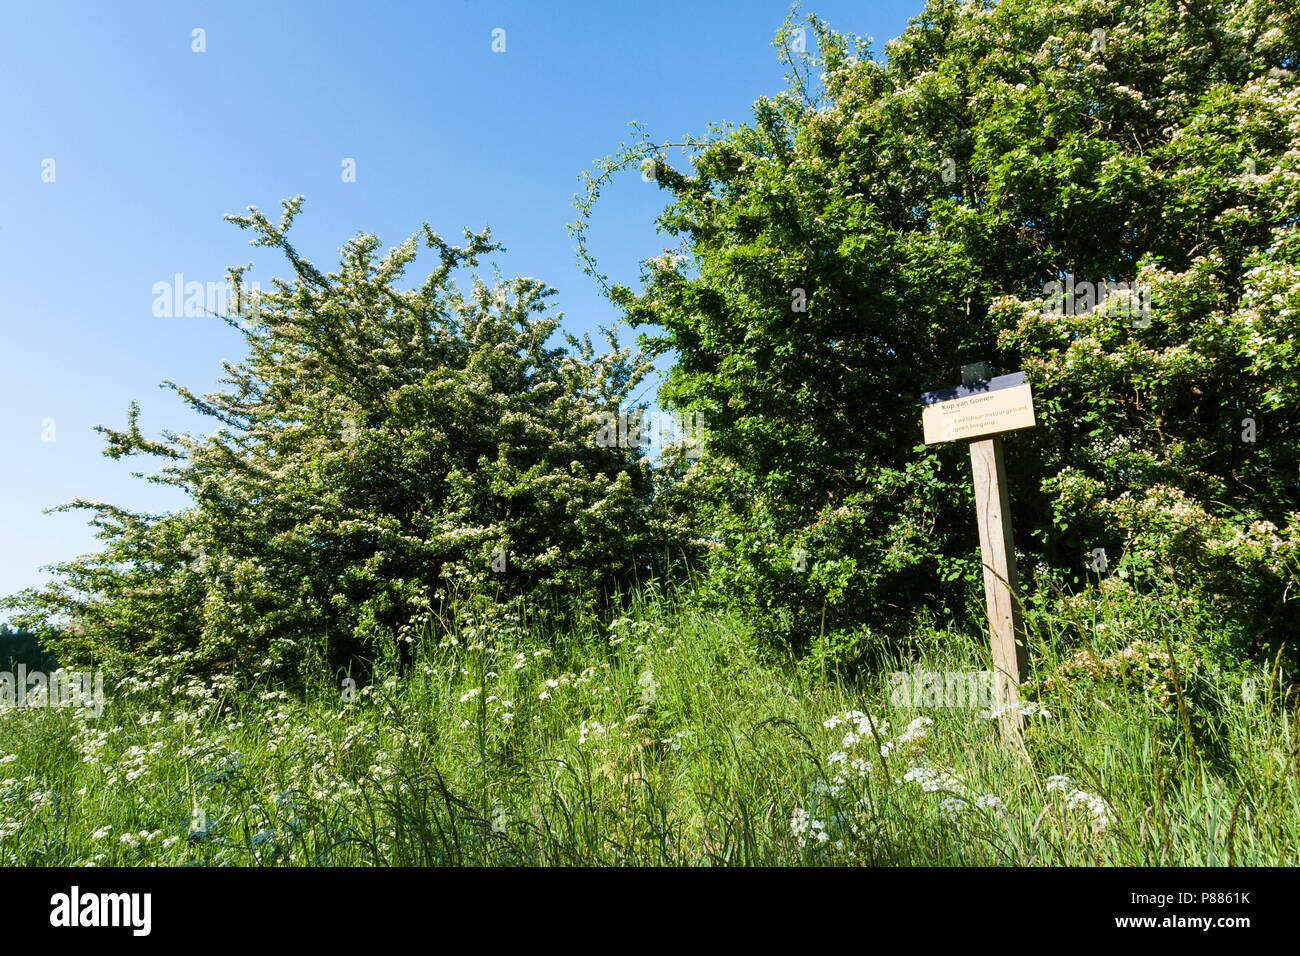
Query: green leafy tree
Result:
<box><xmin>575</xmin><ymin>0</ymin><xmax>1300</xmax><ymax>667</ymax></box>
<box><xmin>3</xmin><ymin>198</ymin><xmax>686</xmax><ymax>681</ymax></box>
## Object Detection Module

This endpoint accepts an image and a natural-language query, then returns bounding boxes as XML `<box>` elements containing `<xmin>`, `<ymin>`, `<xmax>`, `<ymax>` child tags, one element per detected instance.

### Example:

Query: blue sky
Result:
<box><xmin>0</xmin><ymin>0</ymin><xmax>925</xmax><ymax>610</ymax></box>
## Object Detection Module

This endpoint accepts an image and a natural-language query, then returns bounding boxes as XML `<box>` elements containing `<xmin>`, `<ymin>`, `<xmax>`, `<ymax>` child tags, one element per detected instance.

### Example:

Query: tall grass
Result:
<box><xmin>1</xmin><ymin>584</ymin><xmax>1296</xmax><ymax>865</ymax></box>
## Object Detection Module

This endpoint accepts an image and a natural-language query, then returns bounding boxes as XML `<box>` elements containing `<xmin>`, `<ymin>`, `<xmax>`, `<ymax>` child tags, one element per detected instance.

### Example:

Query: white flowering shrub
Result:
<box><xmin>2</xmin><ymin>198</ymin><xmax>700</xmax><ymax>681</ymax></box>
<box><xmin>575</xmin><ymin>0</ymin><xmax>1300</xmax><ymax>670</ymax></box>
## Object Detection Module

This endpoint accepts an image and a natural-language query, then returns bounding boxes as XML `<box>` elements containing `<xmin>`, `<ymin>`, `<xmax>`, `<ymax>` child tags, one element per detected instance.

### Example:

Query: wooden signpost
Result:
<box><xmin>921</xmin><ymin>364</ymin><xmax>1034</xmax><ymax>738</ymax></box>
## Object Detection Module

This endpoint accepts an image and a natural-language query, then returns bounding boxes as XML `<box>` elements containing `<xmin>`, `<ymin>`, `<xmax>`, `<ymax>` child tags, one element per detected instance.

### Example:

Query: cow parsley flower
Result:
<box><xmin>790</xmin><ymin>807</ymin><xmax>828</xmax><ymax>848</ymax></box>
<box><xmin>896</xmin><ymin>717</ymin><xmax>933</xmax><ymax>746</ymax></box>
<box><xmin>637</xmin><ymin>670</ymin><xmax>658</xmax><ymax>705</ymax></box>
<box><xmin>938</xmin><ymin>797</ymin><xmax>970</xmax><ymax>820</ymax></box>
<box><xmin>975</xmin><ymin>794</ymin><xmax>1005</xmax><ymax>813</ymax></box>
<box><xmin>1044</xmin><ymin>774</ymin><xmax>1074</xmax><ymax>793</ymax></box>
<box><xmin>791</xmin><ymin>807</ymin><xmax>809</xmax><ymax>836</ymax></box>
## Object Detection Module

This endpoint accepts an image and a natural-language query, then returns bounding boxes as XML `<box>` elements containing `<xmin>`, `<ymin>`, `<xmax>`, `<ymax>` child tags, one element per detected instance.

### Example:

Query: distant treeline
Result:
<box><xmin>0</xmin><ymin>625</ymin><xmax>58</xmax><ymax>672</ymax></box>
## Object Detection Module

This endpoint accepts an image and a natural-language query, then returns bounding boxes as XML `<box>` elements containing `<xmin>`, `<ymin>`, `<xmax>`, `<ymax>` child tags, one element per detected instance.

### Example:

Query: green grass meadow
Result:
<box><xmin>2</xmin><ymin>584</ymin><xmax>1296</xmax><ymax>867</ymax></box>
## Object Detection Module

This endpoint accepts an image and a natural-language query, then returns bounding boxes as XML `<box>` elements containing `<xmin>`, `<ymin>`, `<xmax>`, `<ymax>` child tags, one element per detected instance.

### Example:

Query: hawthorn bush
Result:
<box><xmin>577</xmin><ymin>0</ymin><xmax>1300</xmax><ymax>670</ymax></box>
<box><xmin>3</xmin><ymin>198</ymin><xmax>693</xmax><ymax>682</ymax></box>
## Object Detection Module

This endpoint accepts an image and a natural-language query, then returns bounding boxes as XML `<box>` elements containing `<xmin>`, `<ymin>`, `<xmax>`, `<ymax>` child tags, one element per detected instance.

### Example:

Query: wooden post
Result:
<box><xmin>922</xmin><ymin>363</ymin><xmax>1036</xmax><ymax>741</ymax></box>
<box><xmin>968</xmin><ymin>434</ymin><xmax>1028</xmax><ymax>738</ymax></box>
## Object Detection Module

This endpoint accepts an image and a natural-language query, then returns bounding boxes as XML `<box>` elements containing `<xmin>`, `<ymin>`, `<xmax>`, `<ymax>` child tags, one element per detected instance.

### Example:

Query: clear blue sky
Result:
<box><xmin>0</xmin><ymin>0</ymin><xmax>925</xmax><ymax>611</ymax></box>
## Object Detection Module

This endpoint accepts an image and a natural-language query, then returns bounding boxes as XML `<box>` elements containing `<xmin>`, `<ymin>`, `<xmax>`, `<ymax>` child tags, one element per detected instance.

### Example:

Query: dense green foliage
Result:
<box><xmin>577</xmin><ymin>0</ymin><xmax>1300</xmax><ymax>670</ymax></box>
<box><xmin>2</xmin><ymin>199</ymin><xmax>688</xmax><ymax>682</ymax></box>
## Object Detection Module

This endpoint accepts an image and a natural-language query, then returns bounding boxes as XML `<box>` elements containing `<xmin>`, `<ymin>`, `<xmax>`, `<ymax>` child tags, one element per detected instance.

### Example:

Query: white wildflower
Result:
<box><xmin>938</xmin><ymin>796</ymin><xmax>970</xmax><ymax>820</ymax></box>
<box><xmin>895</xmin><ymin>716</ymin><xmax>933</xmax><ymax>745</ymax></box>
<box><xmin>1044</xmin><ymin>774</ymin><xmax>1074</xmax><ymax>793</ymax></box>
<box><xmin>975</xmin><ymin>794</ymin><xmax>1005</xmax><ymax>813</ymax></box>
<box><xmin>637</xmin><ymin>669</ymin><xmax>658</xmax><ymax>705</ymax></box>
